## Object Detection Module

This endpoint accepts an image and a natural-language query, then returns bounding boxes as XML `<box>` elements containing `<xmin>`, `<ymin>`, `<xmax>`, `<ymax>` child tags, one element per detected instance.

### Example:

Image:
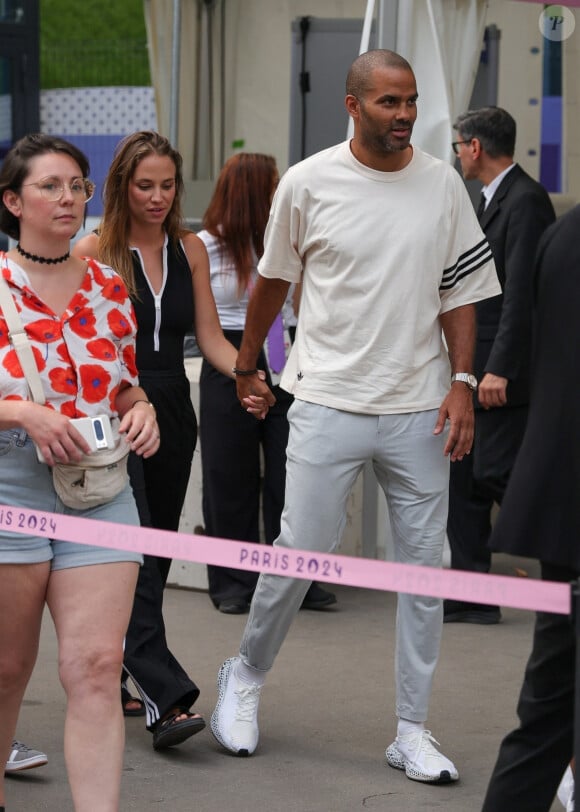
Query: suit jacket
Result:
<box><xmin>489</xmin><ymin>205</ymin><xmax>580</xmax><ymax>569</ymax></box>
<box><xmin>474</xmin><ymin>164</ymin><xmax>555</xmax><ymax>409</ymax></box>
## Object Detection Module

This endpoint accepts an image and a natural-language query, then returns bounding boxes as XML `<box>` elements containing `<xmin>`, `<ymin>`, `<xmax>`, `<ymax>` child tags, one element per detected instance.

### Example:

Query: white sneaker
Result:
<box><xmin>386</xmin><ymin>729</ymin><xmax>459</xmax><ymax>784</ymax></box>
<box><xmin>211</xmin><ymin>657</ymin><xmax>262</xmax><ymax>756</ymax></box>
<box><xmin>5</xmin><ymin>740</ymin><xmax>48</xmax><ymax>773</ymax></box>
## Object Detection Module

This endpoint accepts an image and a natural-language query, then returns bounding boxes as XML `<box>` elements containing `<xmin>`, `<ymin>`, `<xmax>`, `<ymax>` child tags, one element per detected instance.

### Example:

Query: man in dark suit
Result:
<box><xmin>481</xmin><ymin>204</ymin><xmax>580</xmax><ymax>811</ymax></box>
<box><xmin>444</xmin><ymin>107</ymin><xmax>555</xmax><ymax>624</ymax></box>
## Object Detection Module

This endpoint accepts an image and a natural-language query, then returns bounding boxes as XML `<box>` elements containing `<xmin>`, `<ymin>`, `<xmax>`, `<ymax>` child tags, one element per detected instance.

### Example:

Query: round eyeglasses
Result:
<box><xmin>21</xmin><ymin>176</ymin><xmax>95</xmax><ymax>203</ymax></box>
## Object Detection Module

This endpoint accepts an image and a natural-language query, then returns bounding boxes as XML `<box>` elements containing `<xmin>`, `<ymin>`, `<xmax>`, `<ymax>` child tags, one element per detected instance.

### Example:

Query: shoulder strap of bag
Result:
<box><xmin>0</xmin><ymin>255</ymin><xmax>46</xmax><ymax>404</ymax></box>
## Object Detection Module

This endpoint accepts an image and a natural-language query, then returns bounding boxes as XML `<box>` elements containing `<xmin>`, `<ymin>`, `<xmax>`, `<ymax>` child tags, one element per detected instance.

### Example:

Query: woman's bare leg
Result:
<box><xmin>47</xmin><ymin>562</ymin><xmax>139</xmax><ymax>812</ymax></box>
<box><xmin>0</xmin><ymin>562</ymin><xmax>50</xmax><ymax>807</ymax></box>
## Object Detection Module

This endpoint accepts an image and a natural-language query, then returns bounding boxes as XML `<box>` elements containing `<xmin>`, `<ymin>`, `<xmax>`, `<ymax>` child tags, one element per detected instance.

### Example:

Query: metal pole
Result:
<box><xmin>219</xmin><ymin>0</ymin><xmax>226</xmax><ymax>170</ymax></box>
<box><xmin>192</xmin><ymin>0</ymin><xmax>203</xmax><ymax>178</ymax></box>
<box><xmin>485</xmin><ymin>24</ymin><xmax>501</xmax><ymax>107</ymax></box>
<box><xmin>574</xmin><ymin>579</ymin><xmax>580</xmax><ymax>808</ymax></box>
<box><xmin>206</xmin><ymin>0</ymin><xmax>215</xmax><ymax>179</ymax></box>
<box><xmin>169</xmin><ymin>0</ymin><xmax>181</xmax><ymax>146</ymax></box>
<box><xmin>377</xmin><ymin>0</ymin><xmax>399</xmax><ymax>50</ymax></box>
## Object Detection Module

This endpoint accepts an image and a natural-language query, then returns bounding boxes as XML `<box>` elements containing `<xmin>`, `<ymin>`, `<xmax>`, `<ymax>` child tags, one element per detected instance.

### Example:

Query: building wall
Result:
<box><xmin>40</xmin><ymin>86</ymin><xmax>157</xmax><ymax>216</ymax></box>
<box><xmin>564</xmin><ymin>11</ymin><xmax>580</xmax><ymax>200</ymax></box>
<box><xmin>220</xmin><ymin>0</ymin><xmax>365</xmax><ymax>175</ymax></box>
<box><xmin>488</xmin><ymin>0</ymin><xmax>544</xmax><ymax>179</ymax></box>
<box><xmin>217</xmin><ymin>0</ymin><xmax>578</xmax><ymax>188</ymax></box>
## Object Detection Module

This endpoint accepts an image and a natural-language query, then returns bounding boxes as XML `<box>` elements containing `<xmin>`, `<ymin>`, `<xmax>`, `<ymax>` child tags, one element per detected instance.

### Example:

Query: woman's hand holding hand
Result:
<box><xmin>241</xmin><ymin>368</ymin><xmax>275</xmax><ymax>419</ymax></box>
<box><xmin>242</xmin><ymin>394</ymin><xmax>271</xmax><ymax>420</ymax></box>
<box><xmin>236</xmin><ymin>370</ymin><xmax>276</xmax><ymax>420</ymax></box>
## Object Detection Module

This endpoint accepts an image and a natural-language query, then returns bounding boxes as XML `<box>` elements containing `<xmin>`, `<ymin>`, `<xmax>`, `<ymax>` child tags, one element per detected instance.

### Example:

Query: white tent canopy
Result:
<box><xmin>395</xmin><ymin>0</ymin><xmax>487</xmax><ymax>162</ymax></box>
<box><xmin>144</xmin><ymin>0</ymin><xmax>487</xmax><ymax>179</ymax></box>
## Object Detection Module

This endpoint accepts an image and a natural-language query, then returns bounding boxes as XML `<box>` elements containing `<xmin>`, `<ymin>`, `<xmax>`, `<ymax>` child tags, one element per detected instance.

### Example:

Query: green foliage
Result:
<box><xmin>40</xmin><ymin>0</ymin><xmax>150</xmax><ymax>88</ymax></box>
<box><xmin>41</xmin><ymin>0</ymin><xmax>147</xmax><ymax>41</ymax></box>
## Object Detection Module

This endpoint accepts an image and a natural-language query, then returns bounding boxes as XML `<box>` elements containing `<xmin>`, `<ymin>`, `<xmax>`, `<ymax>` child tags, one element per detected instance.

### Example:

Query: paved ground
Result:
<box><xmin>6</xmin><ymin>554</ymin><xmax>566</xmax><ymax>811</ymax></box>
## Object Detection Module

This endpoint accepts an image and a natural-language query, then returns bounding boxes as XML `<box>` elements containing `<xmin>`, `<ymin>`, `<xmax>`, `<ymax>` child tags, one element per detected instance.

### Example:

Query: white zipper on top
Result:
<box><xmin>130</xmin><ymin>235</ymin><xmax>169</xmax><ymax>353</ymax></box>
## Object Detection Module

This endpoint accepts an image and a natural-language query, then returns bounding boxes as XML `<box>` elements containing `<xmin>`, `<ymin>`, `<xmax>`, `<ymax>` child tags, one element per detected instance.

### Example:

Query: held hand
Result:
<box><xmin>433</xmin><ymin>384</ymin><xmax>474</xmax><ymax>462</ymax></box>
<box><xmin>21</xmin><ymin>402</ymin><xmax>92</xmax><ymax>465</ymax></box>
<box><xmin>242</xmin><ymin>394</ymin><xmax>272</xmax><ymax>420</ymax></box>
<box><xmin>478</xmin><ymin>373</ymin><xmax>508</xmax><ymax>409</ymax></box>
<box><xmin>236</xmin><ymin>373</ymin><xmax>276</xmax><ymax>420</ymax></box>
<box><xmin>119</xmin><ymin>401</ymin><xmax>160</xmax><ymax>459</ymax></box>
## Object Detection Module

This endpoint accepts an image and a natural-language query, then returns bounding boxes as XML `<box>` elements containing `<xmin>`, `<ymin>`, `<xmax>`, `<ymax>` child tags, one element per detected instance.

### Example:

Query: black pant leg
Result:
<box><xmin>448</xmin><ymin>451</ymin><xmax>494</xmax><ymax>573</ymax></box>
<box><xmin>447</xmin><ymin>407</ymin><xmax>529</xmax><ymax>575</ymax></box>
<box><xmin>200</xmin><ymin>357</ymin><xmax>261</xmax><ymax>605</ymax></box>
<box><xmin>473</xmin><ymin>406</ymin><xmax>528</xmax><ymax>504</ymax></box>
<box><xmin>123</xmin><ymin>554</ymin><xmax>200</xmax><ymax>730</ymax></box>
<box><xmin>261</xmin><ymin>386</ymin><xmax>291</xmax><ymax>544</ymax></box>
<box><xmin>142</xmin><ymin>375</ymin><xmax>197</xmax><ymax>533</ymax></box>
<box><xmin>123</xmin><ymin>373</ymin><xmax>199</xmax><ymax>727</ymax></box>
<box><xmin>481</xmin><ymin>562</ymin><xmax>576</xmax><ymax>811</ymax></box>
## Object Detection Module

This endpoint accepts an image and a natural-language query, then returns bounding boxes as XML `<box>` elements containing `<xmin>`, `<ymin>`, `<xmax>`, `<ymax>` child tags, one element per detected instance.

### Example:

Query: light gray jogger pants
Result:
<box><xmin>240</xmin><ymin>400</ymin><xmax>449</xmax><ymax>722</ymax></box>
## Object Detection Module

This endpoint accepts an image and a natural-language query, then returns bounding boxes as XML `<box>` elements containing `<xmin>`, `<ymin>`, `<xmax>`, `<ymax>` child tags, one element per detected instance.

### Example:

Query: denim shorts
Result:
<box><xmin>0</xmin><ymin>429</ymin><xmax>143</xmax><ymax>570</ymax></box>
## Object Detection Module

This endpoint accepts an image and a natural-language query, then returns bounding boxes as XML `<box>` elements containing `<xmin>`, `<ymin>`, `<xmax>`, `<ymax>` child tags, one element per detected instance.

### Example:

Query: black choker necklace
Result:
<box><xmin>16</xmin><ymin>244</ymin><xmax>70</xmax><ymax>265</ymax></box>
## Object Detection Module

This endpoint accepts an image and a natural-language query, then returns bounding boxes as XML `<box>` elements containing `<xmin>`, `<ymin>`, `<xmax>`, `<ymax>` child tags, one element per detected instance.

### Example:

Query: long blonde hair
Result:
<box><xmin>98</xmin><ymin>131</ymin><xmax>185</xmax><ymax>296</ymax></box>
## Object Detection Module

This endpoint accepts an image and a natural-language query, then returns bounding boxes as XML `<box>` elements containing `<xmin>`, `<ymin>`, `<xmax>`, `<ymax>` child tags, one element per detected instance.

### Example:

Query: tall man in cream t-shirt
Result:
<box><xmin>210</xmin><ymin>49</ymin><xmax>501</xmax><ymax>785</ymax></box>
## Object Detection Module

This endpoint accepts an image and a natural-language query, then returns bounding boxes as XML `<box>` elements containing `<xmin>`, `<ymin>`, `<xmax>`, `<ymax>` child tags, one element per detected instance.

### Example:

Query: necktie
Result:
<box><xmin>266</xmin><ymin>313</ymin><xmax>286</xmax><ymax>374</ymax></box>
<box><xmin>477</xmin><ymin>191</ymin><xmax>486</xmax><ymax>219</ymax></box>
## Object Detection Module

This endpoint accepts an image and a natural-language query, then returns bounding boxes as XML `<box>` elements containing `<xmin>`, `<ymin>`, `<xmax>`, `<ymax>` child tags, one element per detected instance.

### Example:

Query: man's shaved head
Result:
<box><xmin>346</xmin><ymin>49</ymin><xmax>415</xmax><ymax>99</ymax></box>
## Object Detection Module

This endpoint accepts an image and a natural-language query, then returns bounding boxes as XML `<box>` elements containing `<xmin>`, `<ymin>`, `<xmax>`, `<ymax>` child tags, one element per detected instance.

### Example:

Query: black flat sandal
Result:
<box><xmin>121</xmin><ymin>685</ymin><xmax>145</xmax><ymax>717</ymax></box>
<box><xmin>152</xmin><ymin>709</ymin><xmax>206</xmax><ymax>750</ymax></box>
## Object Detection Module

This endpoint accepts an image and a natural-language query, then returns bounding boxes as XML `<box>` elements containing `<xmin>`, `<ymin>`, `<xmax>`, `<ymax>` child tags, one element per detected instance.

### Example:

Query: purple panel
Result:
<box><xmin>56</xmin><ymin>134</ymin><xmax>125</xmax><ymax>217</ymax></box>
<box><xmin>541</xmin><ymin>96</ymin><xmax>562</xmax><ymax>144</ymax></box>
<box><xmin>540</xmin><ymin>144</ymin><xmax>561</xmax><ymax>192</ymax></box>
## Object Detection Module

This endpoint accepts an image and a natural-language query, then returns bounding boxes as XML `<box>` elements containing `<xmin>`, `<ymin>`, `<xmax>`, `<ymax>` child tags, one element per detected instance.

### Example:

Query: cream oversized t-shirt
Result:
<box><xmin>259</xmin><ymin>141</ymin><xmax>500</xmax><ymax>414</ymax></box>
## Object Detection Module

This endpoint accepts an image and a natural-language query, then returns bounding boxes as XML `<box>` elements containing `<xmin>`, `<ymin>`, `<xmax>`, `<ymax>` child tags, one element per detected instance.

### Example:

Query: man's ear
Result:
<box><xmin>470</xmin><ymin>137</ymin><xmax>483</xmax><ymax>159</ymax></box>
<box><xmin>345</xmin><ymin>94</ymin><xmax>360</xmax><ymax>120</ymax></box>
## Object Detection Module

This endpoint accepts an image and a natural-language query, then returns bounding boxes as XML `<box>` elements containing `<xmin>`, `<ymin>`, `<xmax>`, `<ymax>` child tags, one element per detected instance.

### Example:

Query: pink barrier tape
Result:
<box><xmin>0</xmin><ymin>503</ymin><xmax>570</xmax><ymax>615</ymax></box>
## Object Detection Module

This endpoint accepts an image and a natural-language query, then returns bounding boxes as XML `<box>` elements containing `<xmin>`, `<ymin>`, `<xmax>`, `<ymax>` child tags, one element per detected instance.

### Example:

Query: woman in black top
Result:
<box><xmin>74</xmin><ymin>131</ymin><xmax>272</xmax><ymax>751</ymax></box>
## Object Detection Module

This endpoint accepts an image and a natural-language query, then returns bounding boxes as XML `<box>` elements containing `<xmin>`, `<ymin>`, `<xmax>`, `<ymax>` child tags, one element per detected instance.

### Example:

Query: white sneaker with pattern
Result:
<box><xmin>211</xmin><ymin>657</ymin><xmax>262</xmax><ymax>756</ymax></box>
<box><xmin>386</xmin><ymin>729</ymin><xmax>459</xmax><ymax>784</ymax></box>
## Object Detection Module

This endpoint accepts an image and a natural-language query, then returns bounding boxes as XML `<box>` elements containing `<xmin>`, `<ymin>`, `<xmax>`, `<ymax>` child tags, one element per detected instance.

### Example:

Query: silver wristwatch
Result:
<box><xmin>451</xmin><ymin>373</ymin><xmax>478</xmax><ymax>391</ymax></box>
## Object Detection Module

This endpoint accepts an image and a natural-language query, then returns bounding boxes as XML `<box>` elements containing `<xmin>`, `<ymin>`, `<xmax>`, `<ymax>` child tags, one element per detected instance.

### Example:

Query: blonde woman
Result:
<box><xmin>74</xmin><ymin>131</ymin><xmax>272</xmax><ymax>751</ymax></box>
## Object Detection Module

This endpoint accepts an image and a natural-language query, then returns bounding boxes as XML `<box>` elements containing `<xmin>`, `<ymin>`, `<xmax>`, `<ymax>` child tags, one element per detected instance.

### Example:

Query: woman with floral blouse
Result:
<box><xmin>0</xmin><ymin>133</ymin><xmax>159</xmax><ymax>812</ymax></box>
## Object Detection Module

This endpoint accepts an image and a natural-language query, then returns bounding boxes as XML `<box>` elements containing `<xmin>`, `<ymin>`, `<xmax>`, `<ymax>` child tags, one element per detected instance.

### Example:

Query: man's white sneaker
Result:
<box><xmin>211</xmin><ymin>657</ymin><xmax>262</xmax><ymax>756</ymax></box>
<box><xmin>5</xmin><ymin>740</ymin><xmax>48</xmax><ymax>773</ymax></box>
<box><xmin>385</xmin><ymin>729</ymin><xmax>459</xmax><ymax>784</ymax></box>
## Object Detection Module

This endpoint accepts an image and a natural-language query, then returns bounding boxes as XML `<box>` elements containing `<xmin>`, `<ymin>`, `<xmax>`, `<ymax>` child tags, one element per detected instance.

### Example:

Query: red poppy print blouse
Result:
<box><xmin>0</xmin><ymin>256</ymin><xmax>138</xmax><ymax>418</ymax></box>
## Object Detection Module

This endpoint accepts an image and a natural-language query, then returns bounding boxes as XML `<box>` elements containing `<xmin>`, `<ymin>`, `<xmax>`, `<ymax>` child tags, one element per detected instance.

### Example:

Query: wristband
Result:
<box><xmin>232</xmin><ymin>367</ymin><xmax>258</xmax><ymax>376</ymax></box>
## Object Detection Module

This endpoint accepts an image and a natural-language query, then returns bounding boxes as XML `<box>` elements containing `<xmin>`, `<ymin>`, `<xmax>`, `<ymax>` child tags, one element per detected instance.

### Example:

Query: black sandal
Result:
<box><xmin>121</xmin><ymin>685</ymin><xmax>145</xmax><ymax>717</ymax></box>
<box><xmin>152</xmin><ymin>709</ymin><xmax>206</xmax><ymax>750</ymax></box>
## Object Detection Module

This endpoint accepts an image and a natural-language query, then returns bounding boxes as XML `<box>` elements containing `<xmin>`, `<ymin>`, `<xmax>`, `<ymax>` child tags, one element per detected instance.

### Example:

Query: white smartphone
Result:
<box><xmin>70</xmin><ymin>415</ymin><xmax>115</xmax><ymax>452</ymax></box>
